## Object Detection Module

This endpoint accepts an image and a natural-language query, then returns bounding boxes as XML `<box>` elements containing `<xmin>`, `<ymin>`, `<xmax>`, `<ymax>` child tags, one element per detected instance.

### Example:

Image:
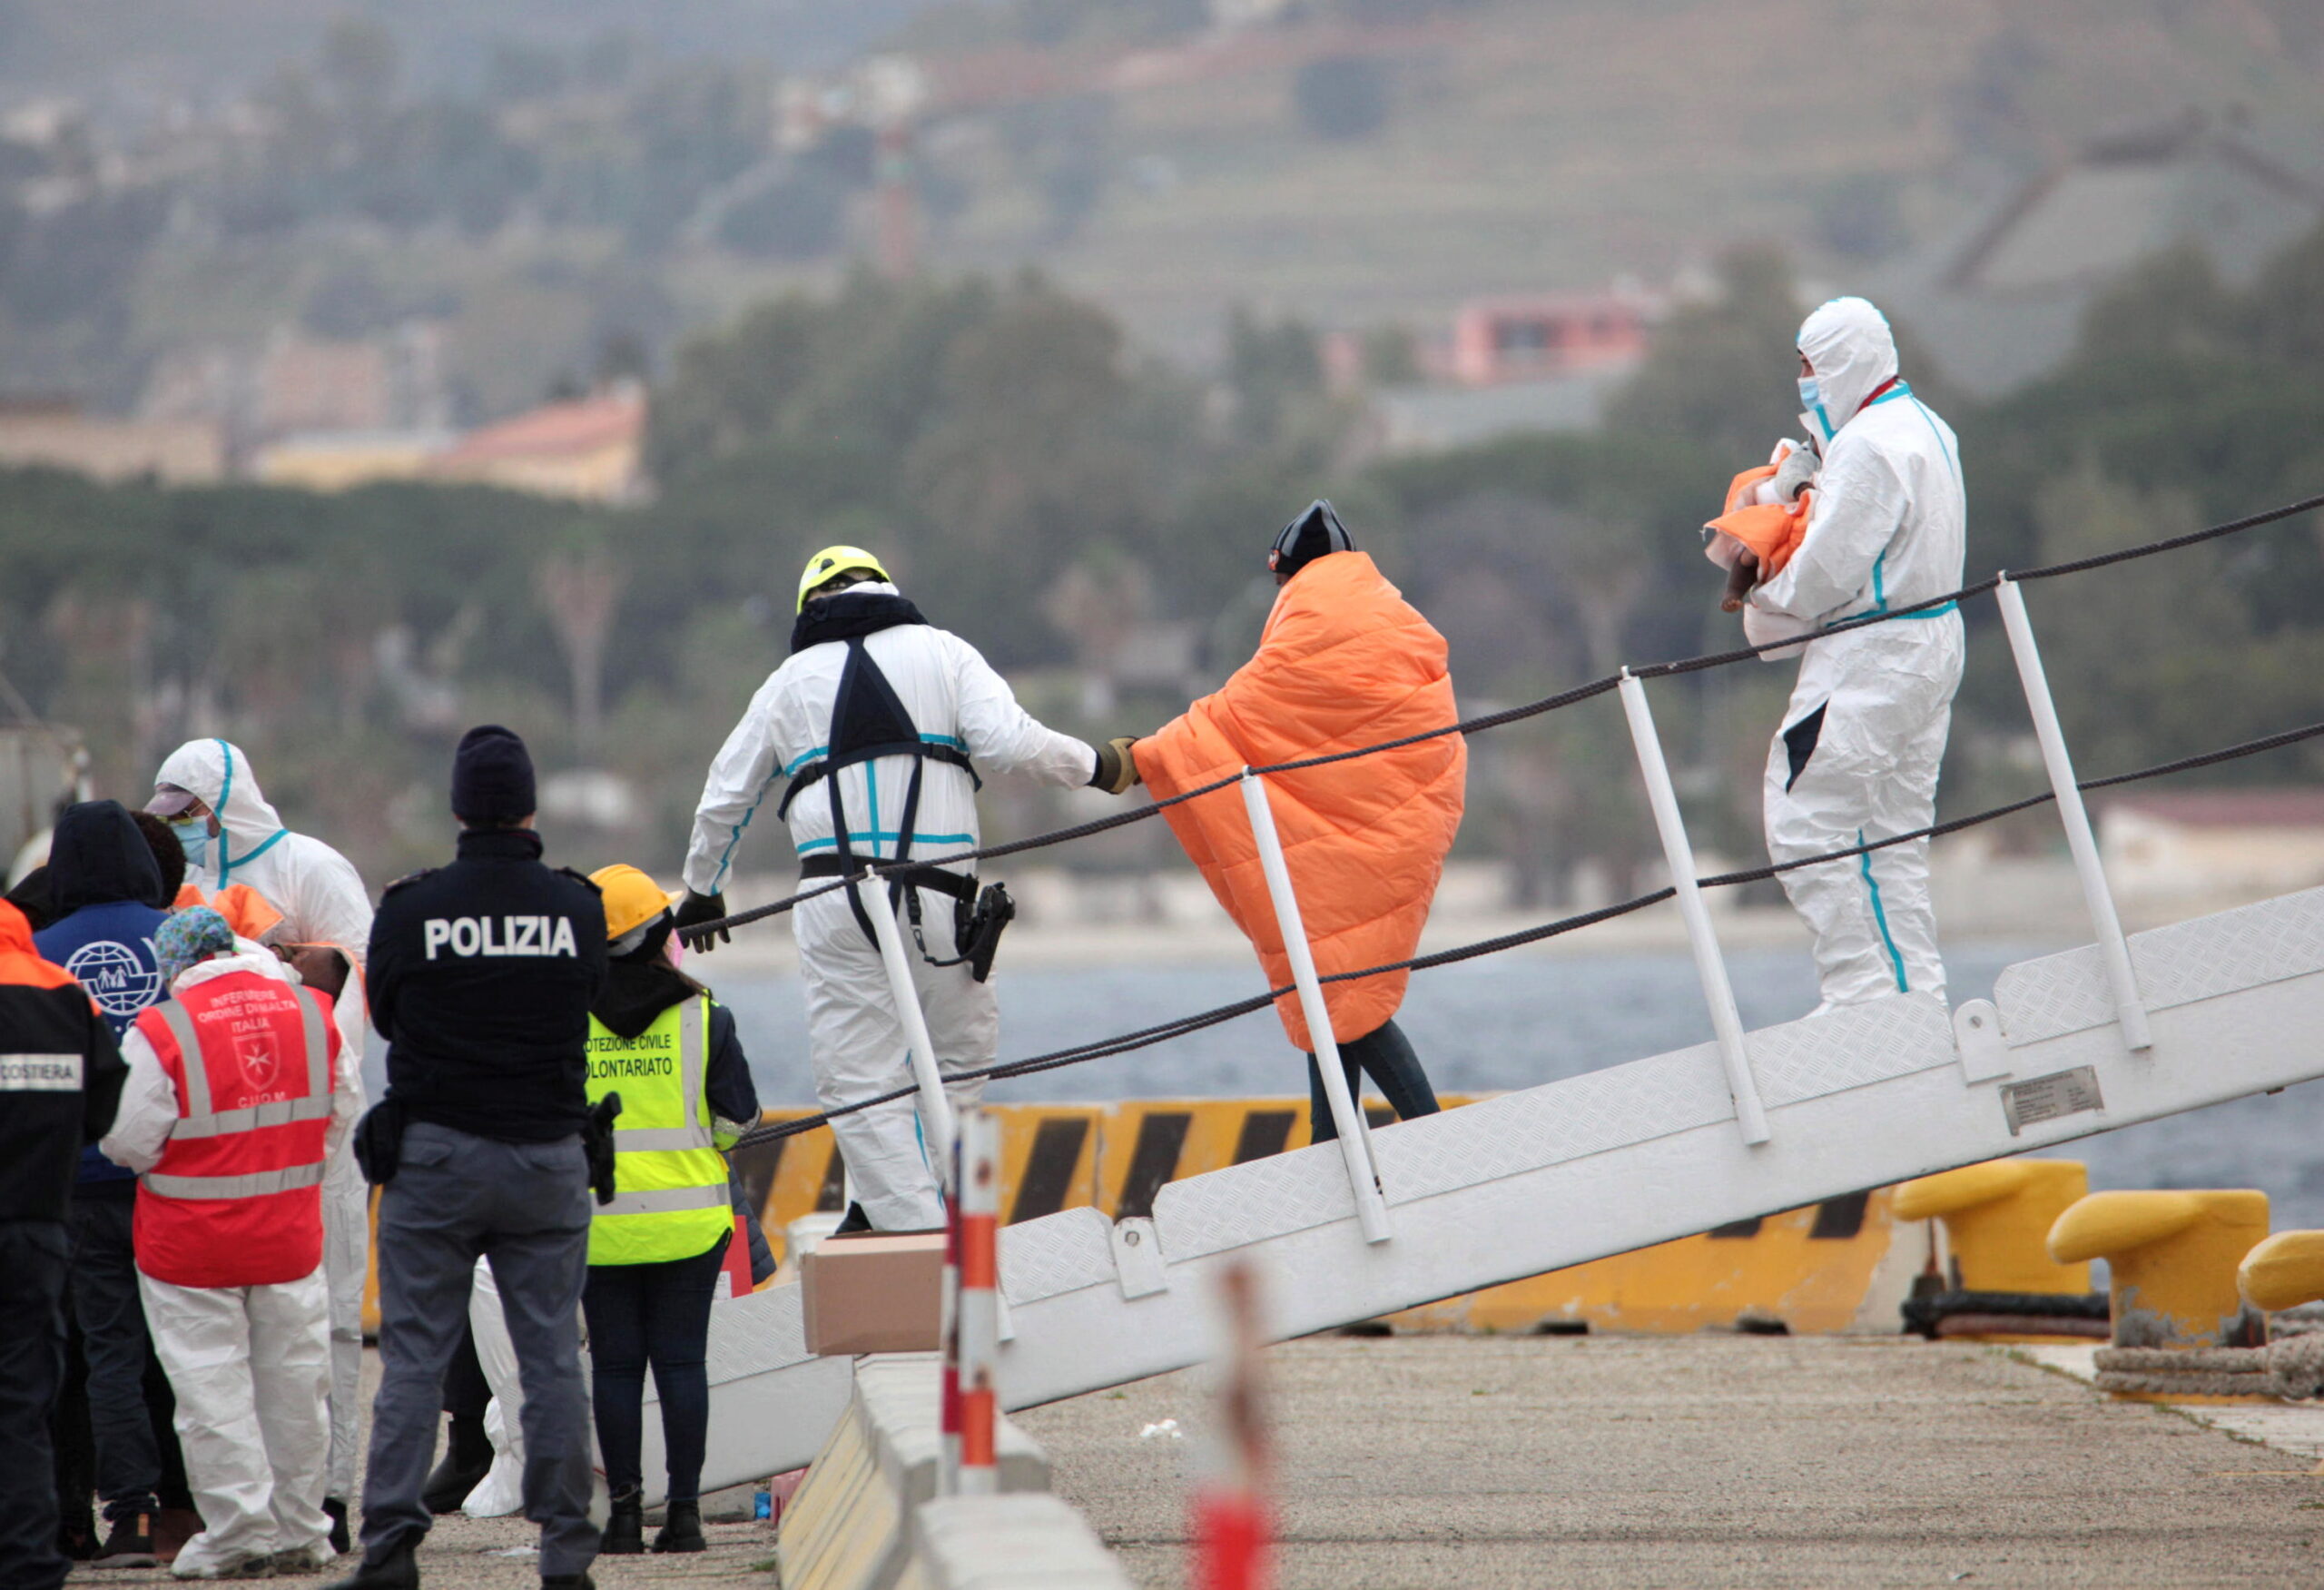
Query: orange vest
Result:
<box><xmin>133</xmin><ymin>969</ymin><xmax>337</xmax><ymax>1289</ymax></box>
<box><xmin>1133</xmin><ymin>553</ymin><xmax>1465</xmax><ymax>1050</ymax></box>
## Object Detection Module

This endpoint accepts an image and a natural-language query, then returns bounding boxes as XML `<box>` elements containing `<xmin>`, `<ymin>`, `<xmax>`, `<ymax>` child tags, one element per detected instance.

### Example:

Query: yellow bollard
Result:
<box><xmin>1892</xmin><ymin>1160</ymin><xmax>2091</xmax><ymax>1294</ymax></box>
<box><xmin>2238</xmin><ymin>1230</ymin><xmax>2324</xmax><ymax>1314</ymax></box>
<box><xmin>2048</xmin><ymin>1190</ymin><xmax>2270</xmax><ymax>1348</ymax></box>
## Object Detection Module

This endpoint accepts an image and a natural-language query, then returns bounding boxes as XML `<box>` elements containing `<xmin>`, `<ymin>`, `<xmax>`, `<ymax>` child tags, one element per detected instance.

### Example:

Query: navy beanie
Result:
<box><xmin>451</xmin><ymin>725</ymin><xmax>536</xmax><ymax>825</ymax></box>
<box><xmin>1267</xmin><ymin>499</ymin><xmax>1356</xmax><ymax>578</ymax></box>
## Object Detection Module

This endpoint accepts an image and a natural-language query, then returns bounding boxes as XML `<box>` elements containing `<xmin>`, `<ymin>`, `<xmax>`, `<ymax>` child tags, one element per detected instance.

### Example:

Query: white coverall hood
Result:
<box><xmin>156</xmin><ymin>738</ymin><xmax>290</xmax><ymax>888</ymax></box>
<box><xmin>1797</xmin><ymin>297</ymin><xmax>1899</xmax><ymax>448</ymax></box>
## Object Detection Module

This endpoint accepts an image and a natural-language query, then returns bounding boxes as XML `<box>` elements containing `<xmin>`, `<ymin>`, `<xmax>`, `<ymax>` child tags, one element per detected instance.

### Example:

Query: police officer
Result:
<box><xmin>0</xmin><ymin>896</ymin><xmax>129</xmax><ymax>1590</ymax></box>
<box><xmin>329</xmin><ymin>726</ymin><xmax>607</xmax><ymax>1590</ymax></box>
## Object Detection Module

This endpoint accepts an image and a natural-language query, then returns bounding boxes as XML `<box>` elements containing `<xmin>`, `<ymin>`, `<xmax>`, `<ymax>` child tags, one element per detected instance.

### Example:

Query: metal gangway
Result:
<box><xmin>651</xmin><ymin>493</ymin><xmax>2324</xmax><ymax>1494</ymax></box>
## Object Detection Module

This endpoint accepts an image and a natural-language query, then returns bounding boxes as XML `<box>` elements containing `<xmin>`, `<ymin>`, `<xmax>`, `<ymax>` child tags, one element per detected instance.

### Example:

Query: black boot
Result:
<box><xmin>599</xmin><ymin>1490</ymin><xmax>645</xmax><ymax>1555</ymax></box>
<box><xmin>421</xmin><ymin>1416</ymin><xmax>491</xmax><ymax>1515</ymax></box>
<box><xmin>832</xmin><ymin>1200</ymin><xmax>872</xmax><ymax>1234</ymax></box>
<box><xmin>323</xmin><ymin>1496</ymin><xmax>351</xmax><ymax>1555</ymax></box>
<box><xmin>540</xmin><ymin>1576</ymin><xmax>596</xmax><ymax>1590</ymax></box>
<box><xmin>652</xmin><ymin>1498</ymin><xmax>705</xmax><ymax>1554</ymax></box>
<box><xmin>320</xmin><ymin>1539</ymin><xmax>419</xmax><ymax>1590</ymax></box>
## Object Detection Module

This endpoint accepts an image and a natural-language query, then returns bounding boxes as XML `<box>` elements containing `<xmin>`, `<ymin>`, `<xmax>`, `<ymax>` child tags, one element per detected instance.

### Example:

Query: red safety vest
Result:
<box><xmin>133</xmin><ymin>968</ymin><xmax>338</xmax><ymax>1289</ymax></box>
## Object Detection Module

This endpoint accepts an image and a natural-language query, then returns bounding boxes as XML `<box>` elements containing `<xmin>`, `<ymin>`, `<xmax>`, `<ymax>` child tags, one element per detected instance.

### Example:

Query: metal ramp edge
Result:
<box><xmin>676</xmin><ymin>885</ymin><xmax>2324</xmax><ymax>1490</ymax></box>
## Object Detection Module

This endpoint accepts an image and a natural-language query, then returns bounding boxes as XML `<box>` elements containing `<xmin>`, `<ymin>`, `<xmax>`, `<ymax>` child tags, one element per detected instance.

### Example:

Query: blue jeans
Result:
<box><xmin>1305</xmin><ymin>1018</ymin><xmax>1439</xmax><ymax>1143</ymax></box>
<box><xmin>67</xmin><ymin>1191</ymin><xmax>165</xmax><ymax>1512</ymax></box>
<box><xmin>582</xmin><ymin>1230</ymin><xmax>730</xmax><ymax>1502</ymax></box>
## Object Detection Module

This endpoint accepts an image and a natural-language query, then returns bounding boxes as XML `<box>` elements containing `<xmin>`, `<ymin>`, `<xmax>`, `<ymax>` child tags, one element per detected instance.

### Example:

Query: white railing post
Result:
<box><xmin>1618</xmin><ymin>671</ymin><xmax>1772</xmax><ymax>1145</ymax></box>
<box><xmin>1994</xmin><ymin>576</ymin><xmax>2153</xmax><ymax>1052</ymax></box>
<box><xmin>861</xmin><ymin>875</ymin><xmax>960</xmax><ymax>1184</ymax></box>
<box><xmin>1239</xmin><ymin>768</ymin><xmax>1393</xmax><ymax>1244</ymax></box>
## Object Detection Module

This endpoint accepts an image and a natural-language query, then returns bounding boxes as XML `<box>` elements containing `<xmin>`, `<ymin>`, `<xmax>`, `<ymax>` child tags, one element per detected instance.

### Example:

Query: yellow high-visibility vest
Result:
<box><xmin>584</xmin><ymin>995</ymin><xmax>734</xmax><ymax>1266</ymax></box>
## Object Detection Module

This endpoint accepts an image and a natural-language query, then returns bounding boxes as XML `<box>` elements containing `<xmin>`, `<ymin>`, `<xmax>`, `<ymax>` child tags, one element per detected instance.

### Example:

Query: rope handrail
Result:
<box><xmin>727</xmin><ymin>715</ymin><xmax>2324</xmax><ymax>1149</ymax></box>
<box><xmin>683</xmin><ymin>489</ymin><xmax>2324</xmax><ymax>944</ymax></box>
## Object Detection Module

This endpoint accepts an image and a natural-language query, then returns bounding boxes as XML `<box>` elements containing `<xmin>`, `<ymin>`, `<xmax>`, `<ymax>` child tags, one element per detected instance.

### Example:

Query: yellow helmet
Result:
<box><xmin>796</xmin><ymin>545</ymin><xmax>891</xmax><ymax>612</ymax></box>
<box><xmin>590</xmin><ymin>864</ymin><xmax>684</xmax><ymax>943</ymax></box>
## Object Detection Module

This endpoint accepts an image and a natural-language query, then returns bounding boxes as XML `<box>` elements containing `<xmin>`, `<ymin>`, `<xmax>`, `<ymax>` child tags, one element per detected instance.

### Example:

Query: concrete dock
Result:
<box><xmin>1019</xmin><ymin>1334</ymin><xmax>2324</xmax><ymax>1588</ymax></box>
<box><xmin>78</xmin><ymin>1336</ymin><xmax>2324</xmax><ymax>1587</ymax></box>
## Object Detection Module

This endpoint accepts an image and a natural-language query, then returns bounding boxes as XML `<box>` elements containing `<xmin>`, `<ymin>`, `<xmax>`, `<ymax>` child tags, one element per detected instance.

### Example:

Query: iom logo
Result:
<box><xmin>64</xmin><ymin>939</ymin><xmax>162</xmax><ymax>1018</ymax></box>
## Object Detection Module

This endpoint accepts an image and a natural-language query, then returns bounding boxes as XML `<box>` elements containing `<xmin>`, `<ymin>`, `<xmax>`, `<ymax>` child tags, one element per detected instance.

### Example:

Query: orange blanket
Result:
<box><xmin>1134</xmin><ymin>552</ymin><xmax>1465</xmax><ymax>1051</ymax></box>
<box><xmin>1705</xmin><ymin>462</ymin><xmax>1813</xmax><ymax>575</ymax></box>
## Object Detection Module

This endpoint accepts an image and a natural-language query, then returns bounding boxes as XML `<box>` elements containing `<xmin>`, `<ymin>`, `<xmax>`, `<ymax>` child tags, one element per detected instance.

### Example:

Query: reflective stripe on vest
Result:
<box><xmin>599</xmin><ymin>1183</ymin><xmax>732</xmax><ymax>1217</ymax></box>
<box><xmin>143</xmin><ymin>1162</ymin><xmax>327</xmax><ymax>1200</ymax></box>
<box><xmin>585</xmin><ymin>996</ymin><xmax>733</xmax><ymax>1265</ymax></box>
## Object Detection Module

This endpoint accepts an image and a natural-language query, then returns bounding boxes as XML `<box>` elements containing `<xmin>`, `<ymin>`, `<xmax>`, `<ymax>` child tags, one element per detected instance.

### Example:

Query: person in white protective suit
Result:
<box><xmin>1741</xmin><ymin>296</ymin><xmax>1965</xmax><ymax>1012</ymax></box>
<box><xmin>675</xmin><ymin>546</ymin><xmax>1140</xmax><ymax>1231</ymax></box>
<box><xmin>101</xmin><ymin>906</ymin><xmax>360</xmax><ymax>1579</ymax></box>
<box><xmin>146</xmin><ymin>740</ymin><xmax>373</xmax><ymax>1550</ymax></box>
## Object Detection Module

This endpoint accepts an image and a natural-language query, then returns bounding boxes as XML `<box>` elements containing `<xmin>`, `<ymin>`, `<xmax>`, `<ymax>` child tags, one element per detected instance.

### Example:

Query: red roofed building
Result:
<box><xmin>429</xmin><ymin>385</ymin><xmax>648</xmax><ymax>504</ymax></box>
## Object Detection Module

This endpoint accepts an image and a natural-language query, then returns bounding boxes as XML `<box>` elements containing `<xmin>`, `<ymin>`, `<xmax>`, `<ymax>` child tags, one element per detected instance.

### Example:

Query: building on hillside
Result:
<box><xmin>1445</xmin><ymin>294</ymin><xmax>1649</xmax><ymax>387</ymax></box>
<box><xmin>141</xmin><ymin>321</ymin><xmax>452</xmax><ymax>464</ymax></box>
<box><xmin>2098</xmin><ymin>788</ymin><xmax>2324</xmax><ymax>907</ymax></box>
<box><xmin>1876</xmin><ymin>110</ymin><xmax>2324</xmax><ymax>395</ymax></box>
<box><xmin>253</xmin><ymin>430</ymin><xmax>457</xmax><ymax>492</ymax></box>
<box><xmin>428</xmin><ymin>385</ymin><xmax>648</xmax><ymax>503</ymax></box>
<box><xmin>0</xmin><ymin>400</ymin><xmax>224</xmax><ymax>485</ymax></box>
<box><xmin>1336</xmin><ymin>286</ymin><xmax>1654</xmax><ymax>459</ymax></box>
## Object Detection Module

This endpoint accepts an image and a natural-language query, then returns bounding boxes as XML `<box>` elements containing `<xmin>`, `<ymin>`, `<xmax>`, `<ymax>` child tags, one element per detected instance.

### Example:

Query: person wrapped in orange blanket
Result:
<box><xmin>1134</xmin><ymin>501</ymin><xmax>1465</xmax><ymax>1143</ymax></box>
<box><xmin>1703</xmin><ymin>439</ymin><xmax>1817</xmax><ymax>615</ymax></box>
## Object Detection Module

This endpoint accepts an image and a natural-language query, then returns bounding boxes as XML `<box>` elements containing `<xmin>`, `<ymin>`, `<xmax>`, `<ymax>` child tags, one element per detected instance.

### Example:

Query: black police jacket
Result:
<box><xmin>368</xmin><ymin>827</ymin><xmax>608</xmax><ymax>1143</ymax></box>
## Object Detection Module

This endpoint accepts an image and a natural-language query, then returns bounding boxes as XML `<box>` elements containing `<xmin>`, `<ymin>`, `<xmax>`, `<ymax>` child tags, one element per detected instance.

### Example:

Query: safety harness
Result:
<box><xmin>780</xmin><ymin>611</ymin><xmax>1009</xmax><ymax>977</ymax></box>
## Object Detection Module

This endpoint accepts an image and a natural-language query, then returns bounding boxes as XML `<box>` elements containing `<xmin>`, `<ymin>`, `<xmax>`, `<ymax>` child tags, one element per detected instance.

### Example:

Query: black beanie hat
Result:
<box><xmin>451</xmin><ymin>725</ymin><xmax>536</xmax><ymax>825</ymax></box>
<box><xmin>1267</xmin><ymin>499</ymin><xmax>1355</xmax><ymax>578</ymax></box>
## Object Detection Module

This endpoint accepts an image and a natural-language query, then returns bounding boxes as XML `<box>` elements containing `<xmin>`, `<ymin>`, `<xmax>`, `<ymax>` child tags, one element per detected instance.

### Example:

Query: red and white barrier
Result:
<box><xmin>1192</xmin><ymin>1259</ymin><xmax>1273</xmax><ymax>1590</ymax></box>
<box><xmin>955</xmin><ymin>1107</ymin><xmax>1001</xmax><ymax>1497</ymax></box>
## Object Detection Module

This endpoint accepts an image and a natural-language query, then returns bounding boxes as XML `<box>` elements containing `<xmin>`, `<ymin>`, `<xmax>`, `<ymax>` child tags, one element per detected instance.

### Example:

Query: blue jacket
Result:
<box><xmin>34</xmin><ymin>800</ymin><xmax>170</xmax><ymax>1188</ymax></box>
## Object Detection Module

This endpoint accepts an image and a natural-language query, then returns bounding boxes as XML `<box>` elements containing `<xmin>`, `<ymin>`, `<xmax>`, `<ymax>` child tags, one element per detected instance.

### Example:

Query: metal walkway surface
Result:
<box><xmin>667</xmin><ymin>884</ymin><xmax>2324</xmax><ymax>1489</ymax></box>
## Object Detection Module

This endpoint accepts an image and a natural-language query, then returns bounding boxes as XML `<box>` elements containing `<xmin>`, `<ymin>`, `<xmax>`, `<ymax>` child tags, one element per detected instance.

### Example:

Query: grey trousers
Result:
<box><xmin>361</xmin><ymin>1122</ymin><xmax>595</xmax><ymax>1576</ymax></box>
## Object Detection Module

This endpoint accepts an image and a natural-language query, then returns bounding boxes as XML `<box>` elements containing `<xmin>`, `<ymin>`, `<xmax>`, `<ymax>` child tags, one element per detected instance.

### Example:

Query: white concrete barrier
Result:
<box><xmin>777</xmin><ymin>1354</ymin><xmax>1050</xmax><ymax>1590</ymax></box>
<box><xmin>899</xmin><ymin>1494</ymin><xmax>1135</xmax><ymax>1590</ymax></box>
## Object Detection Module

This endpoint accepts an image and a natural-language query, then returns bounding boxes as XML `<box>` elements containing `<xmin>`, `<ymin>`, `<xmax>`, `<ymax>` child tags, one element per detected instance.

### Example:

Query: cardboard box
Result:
<box><xmin>801</xmin><ymin>1230</ymin><xmax>947</xmax><ymax>1355</ymax></box>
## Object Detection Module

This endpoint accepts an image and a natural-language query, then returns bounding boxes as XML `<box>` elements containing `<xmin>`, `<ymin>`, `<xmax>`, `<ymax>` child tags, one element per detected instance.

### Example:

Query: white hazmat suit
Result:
<box><xmin>684</xmin><ymin>584</ymin><xmax>1097</xmax><ymax>1230</ymax></box>
<box><xmin>1746</xmin><ymin>298</ymin><xmax>1965</xmax><ymax>1011</ymax></box>
<box><xmin>151</xmin><ymin>738</ymin><xmax>373</xmax><ymax>1506</ymax></box>
<box><xmin>101</xmin><ymin>943</ymin><xmax>361</xmax><ymax>1575</ymax></box>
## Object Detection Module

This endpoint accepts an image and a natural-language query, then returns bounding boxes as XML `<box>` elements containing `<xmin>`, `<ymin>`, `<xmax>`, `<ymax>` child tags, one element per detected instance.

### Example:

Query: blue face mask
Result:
<box><xmin>171</xmin><ymin>819</ymin><xmax>211</xmax><ymax>869</ymax></box>
<box><xmin>1797</xmin><ymin>373</ymin><xmax>1837</xmax><ymax>443</ymax></box>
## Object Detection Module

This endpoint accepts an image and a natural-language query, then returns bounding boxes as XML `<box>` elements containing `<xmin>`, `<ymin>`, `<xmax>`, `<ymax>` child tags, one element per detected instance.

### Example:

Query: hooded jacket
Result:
<box><xmin>1134</xmin><ymin>551</ymin><xmax>1465</xmax><ymax>1051</ymax></box>
<box><xmin>0</xmin><ymin>901</ymin><xmax>128</xmax><ymax>1221</ymax></box>
<box><xmin>153</xmin><ymin>738</ymin><xmax>377</xmax><ymax>1081</ymax></box>
<box><xmin>35</xmin><ymin>800</ymin><xmax>170</xmax><ymax>1186</ymax></box>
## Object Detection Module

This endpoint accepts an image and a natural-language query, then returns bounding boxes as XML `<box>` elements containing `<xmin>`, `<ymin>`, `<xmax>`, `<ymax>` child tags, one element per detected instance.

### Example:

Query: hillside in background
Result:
<box><xmin>0</xmin><ymin>0</ymin><xmax>2318</xmax><ymax>412</ymax></box>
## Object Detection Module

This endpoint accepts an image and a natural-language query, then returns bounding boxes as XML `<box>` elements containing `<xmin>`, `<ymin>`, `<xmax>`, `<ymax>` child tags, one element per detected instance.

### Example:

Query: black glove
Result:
<box><xmin>675</xmin><ymin>889</ymin><xmax>730</xmax><ymax>952</ymax></box>
<box><xmin>1090</xmin><ymin>736</ymin><xmax>1142</xmax><ymax>796</ymax></box>
<box><xmin>585</xmin><ymin>1092</ymin><xmax>622</xmax><ymax>1206</ymax></box>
